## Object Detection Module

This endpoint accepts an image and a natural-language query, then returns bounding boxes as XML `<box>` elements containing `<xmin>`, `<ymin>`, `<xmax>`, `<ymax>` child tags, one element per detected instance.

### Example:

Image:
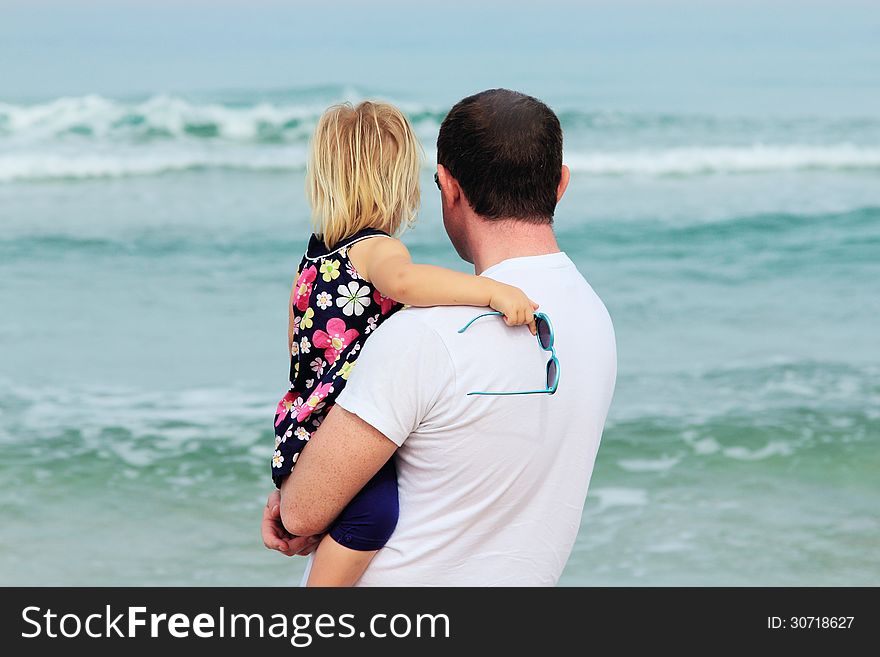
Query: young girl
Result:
<box><xmin>272</xmin><ymin>101</ymin><xmax>538</xmax><ymax>586</ymax></box>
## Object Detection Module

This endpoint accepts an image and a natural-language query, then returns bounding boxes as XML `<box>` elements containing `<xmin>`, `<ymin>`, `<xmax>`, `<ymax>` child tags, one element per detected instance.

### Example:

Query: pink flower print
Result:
<box><xmin>373</xmin><ymin>289</ymin><xmax>396</xmax><ymax>314</ymax></box>
<box><xmin>293</xmin><ymin>266</ymin><xmax>317</xmax><ymax>312</ymax></box>
<box><xmin>296</xmin><ymin>382</ymin><xmax>334</xmax><ymax>422</ymax></box>
<box><xmin>312</xmin><ymin>318</ymin><xmax>360</xmax><ymax>365</ymax></box>
<box><xmin>274</xmin><ymin>391</ymin><xmax>302</xmax><ymax>427</ymax></box>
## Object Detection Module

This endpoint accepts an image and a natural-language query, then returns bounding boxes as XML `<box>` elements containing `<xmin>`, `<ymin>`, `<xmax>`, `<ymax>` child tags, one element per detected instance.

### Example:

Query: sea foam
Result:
<box><xmin>3</xmin><ymin>143</ymin><xmax>880</xmax><ymax>182</ymax></box>
<box><xmin>3</xmin><ymin>94</ymin><xmax>880</xmax><ymax>181</ymax></box>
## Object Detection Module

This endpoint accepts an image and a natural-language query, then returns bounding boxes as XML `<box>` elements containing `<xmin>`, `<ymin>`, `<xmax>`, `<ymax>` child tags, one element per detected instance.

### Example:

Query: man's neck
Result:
<box><xmin>470</xmin><ymin>219</ymin><xmax>561</xmax><ymax>275</ymax></box>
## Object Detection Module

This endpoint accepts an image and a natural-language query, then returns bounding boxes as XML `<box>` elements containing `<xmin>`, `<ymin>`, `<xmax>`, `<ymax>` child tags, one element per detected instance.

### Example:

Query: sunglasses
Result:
<box><xmin>457</xmin><ymin>311</ymin><xmax>560</xmax><ymax>396</ymax></box>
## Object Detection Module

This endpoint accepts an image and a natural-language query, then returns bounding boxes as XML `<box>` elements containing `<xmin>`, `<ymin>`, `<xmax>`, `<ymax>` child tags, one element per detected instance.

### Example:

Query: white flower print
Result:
<box><xmin>365</xmin><ymin>313</ymin><xmax>380</xmax><ymax>334</ymax></box>
<box><xmin>305</xmin><ymin>378</ymin><xmax>315</xmax><ymax>389</ymax></box>
<box><xmin>310</xmin><ymin>357</ymin><xmax>326</xmax><ymax>376</ymax></box>
<box><xmin>351</xmin><ymin>342</ymin><xmax>361</xmax><ymax>355</ymax></box>
<box><xmin>282</xmin><ymin>426</ymin><xmax>293</xmax><ymax>443</ymax></box>
<box><xmin>291</xmin><ymin>340</ymin><xmax>299</xmax><ymax>357</ymax></box>
<box><xmin>336</xmin><ymin>281</ymin><xmax>371</xmax><ymax>317</ymax></box>
<box><xmin>346</xmin><ymin>261</ymin><xmax>360</xmax><ymax>279</ymax></box>
<box><xmin>294</xmin><ymin>427</ymin><xmax>310</xmax><ymax>441</ymax></box>
<box><xmin>293</xmin><ymin>315</ymin><xmax>301</xmax><ymax>336</ymax></box>
<box><xmin>316</xmin><ymin>291</ymin><xmax>333</xmax><ymax>310</ymax></box>
<box><xmin>291</xmin><ymin>452</ymin><xmax>299</xmax><ymax>465</ymax></box>
<box><xmin>291</xmin><ymin>396</ymin><xmax>305</xmax><ymax>417</ymax></box>
<box><xmin>274</xmin><ymin>435</ymin><xmax>282</xmax><ymax>449</ymax></box>
<box><xmin>300</xmin><ymin>336</ymin><xmax>311</xmax><ymax>355</ymax></box>
<box><xmin>272</xmin><ymin>450</ymin><xmax>284</xmax><ymax>468</ymax></box>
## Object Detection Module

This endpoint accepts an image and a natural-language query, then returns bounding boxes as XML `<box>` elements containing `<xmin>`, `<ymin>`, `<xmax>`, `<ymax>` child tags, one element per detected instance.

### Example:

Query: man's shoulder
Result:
<box><xmin>376</xmin><ymin>305</ymin><xmax>482</xmax><ymax>339</ymax></box>
<box><xmin>361</xmin><ymin>306</ymin><xmax>480</xmax><ymax>375</ymax></box>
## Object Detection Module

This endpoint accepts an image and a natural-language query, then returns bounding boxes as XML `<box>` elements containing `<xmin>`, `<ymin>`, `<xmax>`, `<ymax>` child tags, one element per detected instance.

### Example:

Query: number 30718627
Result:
<box><xmin>768</xmin><ymin>616</ymin><xmax>854</xmax><ymax>629</ymax></box>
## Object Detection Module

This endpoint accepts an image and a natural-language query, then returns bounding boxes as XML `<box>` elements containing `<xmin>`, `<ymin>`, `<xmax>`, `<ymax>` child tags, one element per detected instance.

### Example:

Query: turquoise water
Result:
<box><xmin>1</xmin><ymin>2</ymin><xmax>879</xmax><ymax>585</ymax></box>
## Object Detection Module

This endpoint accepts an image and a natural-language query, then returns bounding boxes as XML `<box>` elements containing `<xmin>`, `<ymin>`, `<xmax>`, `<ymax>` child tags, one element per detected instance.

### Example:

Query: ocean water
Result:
<box><xmin>1</xmin><ymin>1</ymin><xmax>879</xmax><ymax>586</ymax></box>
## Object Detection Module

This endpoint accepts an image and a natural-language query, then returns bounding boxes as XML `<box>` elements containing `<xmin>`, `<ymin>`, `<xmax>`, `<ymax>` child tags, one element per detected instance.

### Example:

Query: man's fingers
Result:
<box><xmin>263</xmin><ymin>491</ymin><xmax>282</xmax><ymax>520</ymax></box>
<box><xmin>278</xmin><ymin>544</ymin><xmax>298</xmax><ymax>557</ymax></box>
<box><xmin>284</xmin><ymin>535</ymin><xmax>313</xmax><ymax>555</ymax></box>
<box><xmin>262</xmin><ymin>490</ymin><xmax>298</xmax><ymax>554</ymax></box>
<box><xmin>262</xmin><ymin>523</ymin><xmax>285</xmax><ymax>552</ymax></box>
<box><xmin>531</xmin><ymin>300</ymin><xmax>540</xmax><ymax>310</ymax></box>
<box><xmin>264</xmin><ymin>524</ymin><xmax>299</xmax><ymax>556</ymax></box>
<box><xmin>262</xmin><ymin>516</ymin><xmax>289</xmax><ymax>552</ymax></box>
<box><xmin>296</xmin><ymin>536</ymin><xmax>322</xmax><ymax>556</ymax></box>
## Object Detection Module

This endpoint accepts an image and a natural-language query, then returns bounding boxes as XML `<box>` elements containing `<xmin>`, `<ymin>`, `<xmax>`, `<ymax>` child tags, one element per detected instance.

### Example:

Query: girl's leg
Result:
<box><xmin>307</xmin><ymin>535</ymin><xmax>378</xmax><ymax>587</ymax></box>
<box><xmin>306</xmin><ymin>457</ymin><xmax>398</xmax><ymax>587</ymax></box>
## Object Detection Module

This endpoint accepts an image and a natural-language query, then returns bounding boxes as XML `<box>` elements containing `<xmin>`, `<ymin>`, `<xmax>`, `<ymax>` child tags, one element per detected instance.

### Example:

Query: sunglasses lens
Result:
<box><xmin>546</xmin><ymin>358</ymin><xmax>558</xmax><ymax>389</ymax></box>
<box><xmin>537</xmin><ymin>317</ymin><xmax>552</xmax><ymax>349</ymax></box>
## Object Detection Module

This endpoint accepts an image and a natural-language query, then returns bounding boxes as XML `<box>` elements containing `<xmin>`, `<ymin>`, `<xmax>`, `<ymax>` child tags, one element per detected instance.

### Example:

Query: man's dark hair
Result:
<box><xmin>436</xmin><ymin>89</ymin><xmax>563</xmax><ymax>223</ymax></box>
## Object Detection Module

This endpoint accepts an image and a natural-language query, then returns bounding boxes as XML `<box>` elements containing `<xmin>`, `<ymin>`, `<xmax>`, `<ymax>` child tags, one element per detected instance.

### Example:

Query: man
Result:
<box><xmin>262</xmin><ymin>89</ymin><xmax>617</xmax><ymax>586</ymax></box>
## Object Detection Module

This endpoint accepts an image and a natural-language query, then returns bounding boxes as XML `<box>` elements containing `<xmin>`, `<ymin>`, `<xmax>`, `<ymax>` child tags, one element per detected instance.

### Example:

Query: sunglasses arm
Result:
<box><xmin>457</xmin><ymin>311</ymin><xmax>505</xmax><ymax>333</ymax></box>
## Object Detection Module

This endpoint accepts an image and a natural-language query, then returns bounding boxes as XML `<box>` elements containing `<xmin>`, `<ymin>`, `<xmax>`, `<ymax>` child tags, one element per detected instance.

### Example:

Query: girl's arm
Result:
<box><xmin>349</xmin><ymin>237</ymin><xmax>539</xmax><ymax>333</ymax></box>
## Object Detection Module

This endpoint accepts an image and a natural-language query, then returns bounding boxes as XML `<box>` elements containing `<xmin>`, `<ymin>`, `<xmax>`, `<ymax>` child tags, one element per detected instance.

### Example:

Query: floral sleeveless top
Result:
<box><xmin>271</xmin><ymin>227</ymin><xmax>402</xmax><ymax>486</ymax></box>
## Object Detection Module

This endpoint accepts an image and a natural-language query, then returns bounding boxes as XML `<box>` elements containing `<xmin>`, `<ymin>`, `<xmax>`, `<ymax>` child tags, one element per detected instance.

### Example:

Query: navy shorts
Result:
<box><xmin>328</xmin><ymin>456</ymin><xmax>399</xmax><ymax>551</ymax></box>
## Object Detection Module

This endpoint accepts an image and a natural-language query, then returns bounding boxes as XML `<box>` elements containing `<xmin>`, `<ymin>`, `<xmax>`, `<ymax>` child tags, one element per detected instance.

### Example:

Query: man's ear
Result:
<box><xmin>556</xmin><ymin>164</ymin><xmax>570</xmax><ymax>204</ymax></box>
<box><xmin>436</xmin><ymin>164</ymin><xmax>460</xmax><ymax>207</ymax></box>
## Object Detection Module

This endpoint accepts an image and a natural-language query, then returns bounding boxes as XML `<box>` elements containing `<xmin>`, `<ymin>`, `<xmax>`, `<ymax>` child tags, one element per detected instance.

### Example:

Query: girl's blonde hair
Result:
<box><xmin>307</xmin><ymin>101</ymin><xmax>422</xmax><ymax>249</ymax></box>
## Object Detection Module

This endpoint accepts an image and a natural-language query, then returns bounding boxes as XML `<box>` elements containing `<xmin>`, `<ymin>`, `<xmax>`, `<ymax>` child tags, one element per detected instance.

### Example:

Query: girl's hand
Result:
<box><xmin>489</xmin><ymin>283</ymin><xmax>540</xmax><ymax>335</ymax></box>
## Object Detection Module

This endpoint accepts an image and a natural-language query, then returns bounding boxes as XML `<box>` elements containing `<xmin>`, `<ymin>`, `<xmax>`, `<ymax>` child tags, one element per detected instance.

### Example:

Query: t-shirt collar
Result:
<box><xmin>479</xmin><ymin>251</ymin><xmax>570</xmax><ymax>277</ymax></box>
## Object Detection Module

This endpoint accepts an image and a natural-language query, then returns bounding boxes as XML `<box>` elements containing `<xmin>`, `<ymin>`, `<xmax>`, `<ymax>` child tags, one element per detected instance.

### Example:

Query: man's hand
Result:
<box><xmin>261</xmin><ymin>490</ymin><xmax>321</xmax><ymax>556</ymax></box>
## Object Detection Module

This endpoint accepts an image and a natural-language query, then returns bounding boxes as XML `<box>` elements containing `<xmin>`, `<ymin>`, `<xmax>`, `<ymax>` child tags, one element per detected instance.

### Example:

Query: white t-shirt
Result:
<box><xmin>334</xmin><ymin>251</ymin><xmax>617</xmax><ymax>586</ymax></box>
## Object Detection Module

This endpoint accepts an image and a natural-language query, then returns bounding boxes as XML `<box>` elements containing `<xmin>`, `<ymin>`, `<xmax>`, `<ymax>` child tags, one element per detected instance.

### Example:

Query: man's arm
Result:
<box><xmin>279</xmin><ymin>404</ymin><xmax>398</xmax><ymax>537</ymax></box>
<box><xmin>275</xmin><ymin>309</ymin><xmax>454</xmax><ymax>540</ymax></box>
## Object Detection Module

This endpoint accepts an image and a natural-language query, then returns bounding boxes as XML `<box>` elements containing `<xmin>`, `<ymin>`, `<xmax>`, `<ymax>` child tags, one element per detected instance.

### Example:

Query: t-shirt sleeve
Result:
<box><xmin>335</xmin><ymin>310</ymin><xmax>454</xmax><ymax>446</ymax></box>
